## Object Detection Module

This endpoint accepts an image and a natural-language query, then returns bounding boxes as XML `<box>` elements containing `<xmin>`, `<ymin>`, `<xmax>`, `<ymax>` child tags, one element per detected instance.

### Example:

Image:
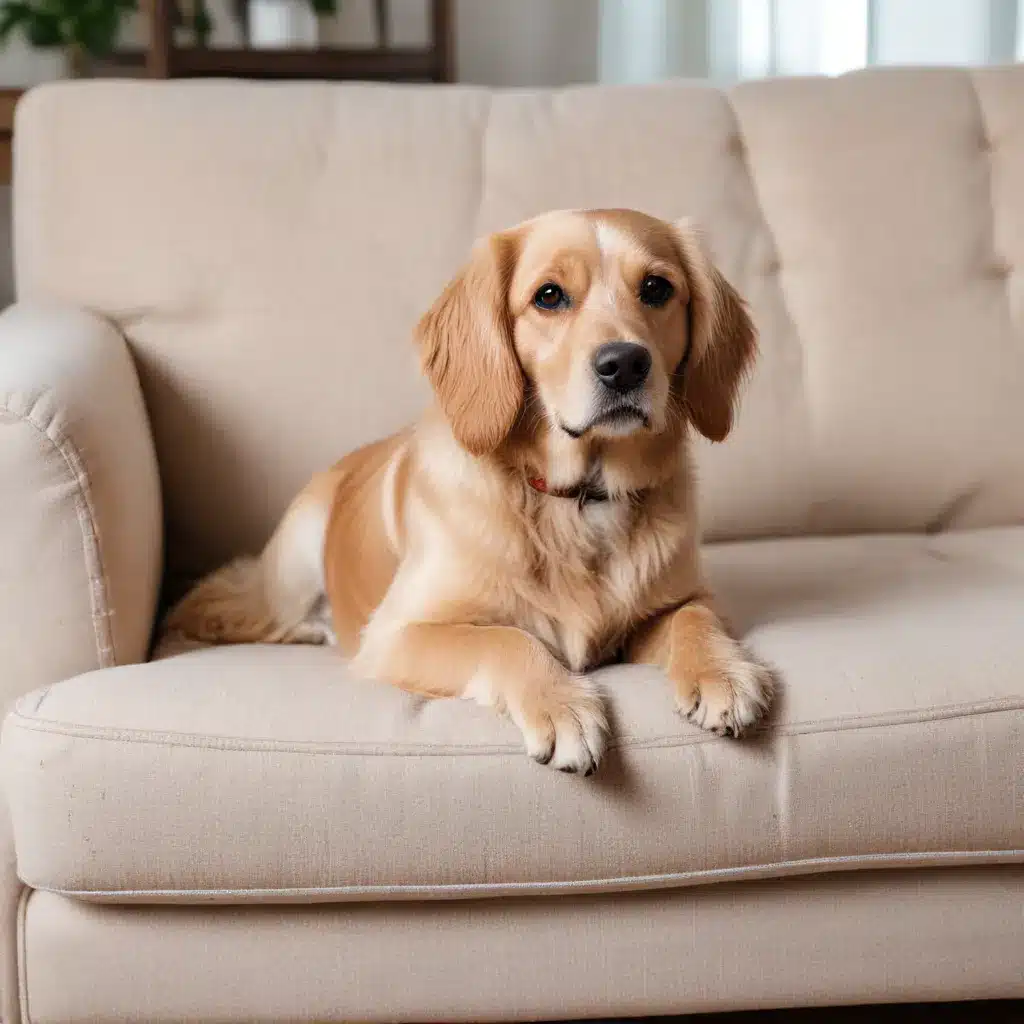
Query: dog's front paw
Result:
<box><xmin>675</xmin><ymin>644</ymin><xmax>773</xmax><ymax>738</ymax></box>
<box><xmin>508</xmin><ymin>675</ymin><xmax>608</xmax><ymax>776</ymax></box>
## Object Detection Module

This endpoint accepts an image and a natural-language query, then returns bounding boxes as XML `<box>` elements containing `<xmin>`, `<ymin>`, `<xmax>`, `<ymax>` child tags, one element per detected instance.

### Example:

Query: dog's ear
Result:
<box><xmin>672</xmin><ymin>221</ymin><xmax>758</xmax><ymax>443</ymax></box>
<box><xmin>415</xmin><ymin>231</ymin><xmax>524</xmax><ymax>456</ymax></box>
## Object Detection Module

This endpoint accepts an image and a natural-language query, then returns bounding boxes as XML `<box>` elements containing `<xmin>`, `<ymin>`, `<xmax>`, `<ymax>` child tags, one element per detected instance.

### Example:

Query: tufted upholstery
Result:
<box><xmin>14</xmin><ymin>70</ymin><xmax>1024</xmax><ymax>584</ymax></box>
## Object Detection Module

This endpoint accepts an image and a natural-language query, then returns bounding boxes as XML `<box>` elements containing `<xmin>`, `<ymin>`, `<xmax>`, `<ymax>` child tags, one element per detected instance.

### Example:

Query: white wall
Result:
<box><xmin>456</xmin><ymin>0</ymin><xmax>598</xmax><ymax>87</ymax></box>
<box><xmin>0</xmin><ymin>39</ymin><xmax>62</xmax><ymax>87</ymax></box>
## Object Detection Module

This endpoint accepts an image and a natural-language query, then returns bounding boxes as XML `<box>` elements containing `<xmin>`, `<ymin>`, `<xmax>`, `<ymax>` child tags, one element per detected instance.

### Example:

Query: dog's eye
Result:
<box><xmin>533</xmin><ymin>283</ymin><xmax>567</xmax><ymax>311</ymax></box>
<box><xmin>639</xmin><ymin>275</ymin><xmax>674</xmax><ymax>308</ymax></box>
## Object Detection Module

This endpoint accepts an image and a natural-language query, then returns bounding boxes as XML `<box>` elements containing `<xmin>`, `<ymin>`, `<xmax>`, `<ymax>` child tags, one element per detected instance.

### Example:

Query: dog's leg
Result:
<box><xmin>628</xmin><ymin>597</ymin><xmax>773</xmax><ymax>737</ymax></box>
<box><xmin>164</xmin><ymin>471</ymin><xmax>340</xmax><ymax>646</ymax></box>
<box><xmin>353</xmin><ymin>621</ymin><xmax>608</xmax><ymax>774</ymax></box>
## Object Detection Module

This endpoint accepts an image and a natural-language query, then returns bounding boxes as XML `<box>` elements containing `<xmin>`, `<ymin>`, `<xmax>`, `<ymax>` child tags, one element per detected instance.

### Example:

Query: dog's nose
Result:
<box><xmin>593</xmin><ymin>341</ymin><xmax>652</xmax><ymax>393</ymax></box>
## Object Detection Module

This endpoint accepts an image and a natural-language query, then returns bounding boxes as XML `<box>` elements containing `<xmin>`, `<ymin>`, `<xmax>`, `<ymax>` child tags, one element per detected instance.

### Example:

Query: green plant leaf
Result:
<box><xmin>26</xmin><ymin>9</ymin><xmax>64</xmax><ymax>46</ymax></box>
<box><xmin>76</xmin><ymin>7</ymin><xmax>118</xmax><ymax>53</ymax></box>
<box><xmin>192</xmin><ymin>0</ymin><xmax>211</xmax><ymax>46</ymax></box>
<box><xmin>0</xmin><ymin>0</ymin><xmax>140</xmax><ymax>56</ymax></box>
<box><xmin>0</xmin><ymin>3</ymin><xmax>33</xmax><ymax>44</ymax></box>
<box><xmin>310</xmin><ymin>0</ymin><xmax>336</xmax><ymax>15</ymax></box>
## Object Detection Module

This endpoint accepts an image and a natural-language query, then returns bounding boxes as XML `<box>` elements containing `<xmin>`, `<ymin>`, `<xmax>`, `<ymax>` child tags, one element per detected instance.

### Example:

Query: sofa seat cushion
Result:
<box><xmin>3</xmin><ymin>529</ymin><xmax>1022</xmax><ymax>903</ymax></box>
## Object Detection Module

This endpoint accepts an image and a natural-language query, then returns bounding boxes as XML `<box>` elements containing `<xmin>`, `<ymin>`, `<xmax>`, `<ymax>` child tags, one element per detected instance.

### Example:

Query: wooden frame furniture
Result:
<box><xmin>136</xmin><ymin>0</ymin><xmax>454</xmax><ymax>81</ymax></box>
<box><xmin>0</xmin><ymin>89</ymin><xmax>21</xmax><ymax>186</ymax></box>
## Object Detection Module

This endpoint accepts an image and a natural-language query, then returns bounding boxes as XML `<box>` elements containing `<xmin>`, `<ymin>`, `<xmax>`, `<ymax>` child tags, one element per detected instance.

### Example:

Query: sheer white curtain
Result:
<box><xmin>599</xmin><ymin>0</ymin><xmax>1024</xmax><ymax>84</ymax></box>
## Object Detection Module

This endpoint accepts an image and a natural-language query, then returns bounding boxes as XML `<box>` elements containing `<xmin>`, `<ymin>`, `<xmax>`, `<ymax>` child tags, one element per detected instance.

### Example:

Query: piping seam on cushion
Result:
<box><xmin>5</xmin><ymin>697</ymin><xmax>1022</xmax><ymax>756</ymax></box>
<box><xmin>26</xmin><ymin>849</ymin><xmax>1024</xmax><ymax>904</ymax></box>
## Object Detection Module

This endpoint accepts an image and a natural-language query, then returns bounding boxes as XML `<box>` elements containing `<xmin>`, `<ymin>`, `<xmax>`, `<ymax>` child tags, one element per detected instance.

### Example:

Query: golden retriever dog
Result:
<box><xmin>165</xmin><ymin>208</ymin><xmax>774</xmax><ymax>776</ymax></box>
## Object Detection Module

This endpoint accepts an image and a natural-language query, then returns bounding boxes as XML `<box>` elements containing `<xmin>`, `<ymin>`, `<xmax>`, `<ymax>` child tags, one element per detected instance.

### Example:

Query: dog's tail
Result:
<box><xmin>163</xmin><ymin>477</ymin><xmax>338</xmax><ymax>647</ymax></box>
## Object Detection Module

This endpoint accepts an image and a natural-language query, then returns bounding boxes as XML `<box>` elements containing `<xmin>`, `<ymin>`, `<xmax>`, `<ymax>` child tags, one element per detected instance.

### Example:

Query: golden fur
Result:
<box><xmin>165</xmin><ymin>208</ymin><xmax>773</xmax><ymax>775</ymax></box>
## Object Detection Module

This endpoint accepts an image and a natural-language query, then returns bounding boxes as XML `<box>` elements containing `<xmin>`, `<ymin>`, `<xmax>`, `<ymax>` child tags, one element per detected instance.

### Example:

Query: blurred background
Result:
<box><xmin>0</xmin><ymin>0</ymin><xmax>1022</xmax><ymax>303</ymax></box>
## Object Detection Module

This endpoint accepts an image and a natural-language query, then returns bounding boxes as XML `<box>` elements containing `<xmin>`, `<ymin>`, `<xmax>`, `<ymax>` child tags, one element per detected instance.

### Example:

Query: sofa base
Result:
<box><xmin>18</xmin><ymin>867</ymin><xmax>1024</xmax><ymax>1023</ymax></box>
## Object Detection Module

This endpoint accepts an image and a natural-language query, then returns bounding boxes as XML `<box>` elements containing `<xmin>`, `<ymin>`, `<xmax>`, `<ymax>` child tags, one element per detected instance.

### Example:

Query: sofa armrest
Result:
<box><xmin>0</xmin><ymin>303</ymin><xmax>162</xmax><ymax>703</ymax></box>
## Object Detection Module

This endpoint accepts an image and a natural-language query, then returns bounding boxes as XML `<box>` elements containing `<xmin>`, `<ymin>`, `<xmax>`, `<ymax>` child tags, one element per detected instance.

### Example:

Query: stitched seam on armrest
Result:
<box><xmin>0</xmin><ymin>399</ymin><xmax>116</xmax><ymax>669</ymax></box>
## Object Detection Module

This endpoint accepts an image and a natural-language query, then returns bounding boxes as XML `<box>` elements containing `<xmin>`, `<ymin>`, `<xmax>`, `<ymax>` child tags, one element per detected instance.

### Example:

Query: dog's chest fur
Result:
<box><xmin>507</xmin><ymin>494</ymin><xmax>681</xmax><ymax>673</ymax></box>
<box><xmin>388</xmin><ymin>432</ymin><xmax>694</xmax><ymax>675</ymax></box>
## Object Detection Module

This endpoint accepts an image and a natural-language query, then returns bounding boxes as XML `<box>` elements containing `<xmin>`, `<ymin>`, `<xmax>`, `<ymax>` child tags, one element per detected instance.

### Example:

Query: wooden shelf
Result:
<box><xmin>184</xmin><ymin>46</ymin><xmax>439</xmax><ymax>80</ymax></box>
<box><xmin>0</xmin><ymin>89</ymin><xmax>22</xmax><ymax>186</ymax></box>
<box><xmin>134</xmin><ymin>0</ymin><xmax>454</xmax><ymax>82</ymax></box>
<box><xmin>98</xmin><ymin>45</ymin><xmax>441</xmax><ymax>80</ymax></box>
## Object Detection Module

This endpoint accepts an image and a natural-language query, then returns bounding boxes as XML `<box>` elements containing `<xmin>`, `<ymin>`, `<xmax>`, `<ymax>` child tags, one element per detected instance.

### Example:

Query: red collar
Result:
<box><xmin>527</xmin><ymin>475</ymin><xmax>611</xmax><ymax>506</ymax></box>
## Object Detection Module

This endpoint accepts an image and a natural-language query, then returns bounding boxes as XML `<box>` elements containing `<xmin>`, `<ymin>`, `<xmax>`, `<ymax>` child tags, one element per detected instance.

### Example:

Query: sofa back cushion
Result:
<box><xmin>14</xmin><ymin>71</ymin><xmax>1024</xmax><ymax>580</ymax></box>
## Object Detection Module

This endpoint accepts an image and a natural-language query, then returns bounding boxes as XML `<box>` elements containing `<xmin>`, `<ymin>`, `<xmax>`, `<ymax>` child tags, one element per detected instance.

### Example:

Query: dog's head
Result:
<box><xmin>415</xmin><ymin>209</ymin><xmax>756</xmax><ymax>457</ymax></box>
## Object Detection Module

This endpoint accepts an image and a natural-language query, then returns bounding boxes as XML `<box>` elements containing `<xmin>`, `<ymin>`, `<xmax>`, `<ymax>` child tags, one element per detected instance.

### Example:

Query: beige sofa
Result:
<box><xmin>0</xmin><ymin>68</ymin><xmax>1021</xmax><ymax>1023</ymax></box>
